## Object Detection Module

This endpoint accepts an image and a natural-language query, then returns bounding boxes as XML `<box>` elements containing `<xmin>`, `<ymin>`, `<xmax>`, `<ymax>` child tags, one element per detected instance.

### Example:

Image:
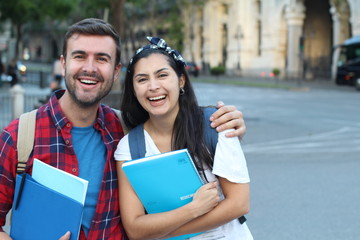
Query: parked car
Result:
<box><xmin>186</xmin><ymin>62</ymin><xmax>200</xmax><ymax>77</ymax></box>
<box><xmin>0</xmin><ymin>74</ymin><xmax>12</xmax><ymax>83</ymax></box>
<box><xmin>0</xmin><ymin>61</ymin><xmax>27</xmax><ymax>86</ymax></box>
<box><xmin>356</xmin><ymin>77</ymin><xmax>360</xmax><ymax>91</ymax></box>
<box><xmin>335</xmin><ymin>35</ymin><xmax>360</xmax><ymax>90</ymax></box>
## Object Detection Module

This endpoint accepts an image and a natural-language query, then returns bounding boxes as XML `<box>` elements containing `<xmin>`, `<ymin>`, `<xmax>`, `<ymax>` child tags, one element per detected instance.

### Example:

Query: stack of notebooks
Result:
<box><xmin>10</xmin><ymin>159</ymin><xmax>88</xmax><ymax>240</ymax></box>
<box><xmin>122</xmin><ymin>148</ymin><xmax>204</xmax><ymax>240</ymax></box>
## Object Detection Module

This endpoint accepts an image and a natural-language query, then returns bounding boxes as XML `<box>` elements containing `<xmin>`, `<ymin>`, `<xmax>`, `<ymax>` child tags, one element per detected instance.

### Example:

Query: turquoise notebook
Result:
<box><xmin>122</xmin><ymin>148</ymin><xmax>204</xmax><ymax>240</ymax></box>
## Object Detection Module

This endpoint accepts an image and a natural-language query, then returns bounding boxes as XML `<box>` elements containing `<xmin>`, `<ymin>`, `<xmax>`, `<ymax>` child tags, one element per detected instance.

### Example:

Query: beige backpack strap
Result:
<box><xmin>16</xmin><ymin>109</ymin><xmax>37</xmax><ymax>174</ymax></box>
<box><xmin>112</xmin><ymin>108</ymin><xmax>128</xmax><ymax>135</ymax></box>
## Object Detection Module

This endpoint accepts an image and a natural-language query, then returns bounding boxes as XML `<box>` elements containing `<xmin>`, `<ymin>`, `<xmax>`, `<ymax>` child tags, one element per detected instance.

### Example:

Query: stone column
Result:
<box><xmin>285</xmin><ymin>3</ymin><xmax>305</xmax><ymax>79</ymax></box>
<box><xmin>10</xmin><ymin>84</ymin><xmax>25</xmax><ymax>119</ymax></box>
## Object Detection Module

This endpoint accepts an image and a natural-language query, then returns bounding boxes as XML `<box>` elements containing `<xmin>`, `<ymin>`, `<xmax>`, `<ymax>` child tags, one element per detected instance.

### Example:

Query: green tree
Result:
<box><xmin>68</xmin><ymin>0</ymin><xmax>126</xmax><ymax>53</ymax></box>
<box><xmin>123</xmin><ymin>0</ymin><xmax>185</xmax><ymax>53</ymax></box>
<box><xmin>0</xmin><ymin>0</ymin><xmax>75</xmax><ymax>58</ymax></box>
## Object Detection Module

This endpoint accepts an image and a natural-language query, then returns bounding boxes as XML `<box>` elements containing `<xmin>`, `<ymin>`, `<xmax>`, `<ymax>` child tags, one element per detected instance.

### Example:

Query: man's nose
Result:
<box><xmin>82</xmin><ymin>58</ymin><xmax>97</xmax><ymax>72</ymax></box>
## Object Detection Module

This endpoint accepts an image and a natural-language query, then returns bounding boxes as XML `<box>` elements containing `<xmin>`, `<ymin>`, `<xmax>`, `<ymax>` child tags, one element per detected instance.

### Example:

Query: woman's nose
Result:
<box><xmin>148</xmin><ymin>78</ymin><xmax>160</xmax><ymax>90</ymax></box>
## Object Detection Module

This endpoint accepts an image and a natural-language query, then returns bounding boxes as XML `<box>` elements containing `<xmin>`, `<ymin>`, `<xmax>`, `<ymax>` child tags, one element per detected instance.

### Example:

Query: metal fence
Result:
<box><xmin>0</xmin><ymin>89</ymin><xmax>123</xmax><ymax>131</ymax></box>
<box><xmin>23</xmin><ymin>70</ymin><xmax>52</xmax><ymax>88</ymax></box>
<box><xmin>0</xmin><ymin>93</ymin><xmax>13</xmax><ymax>131</ymax></box>
<box><xmin>0</xmin><ymin>91</ymin><xmax>48</xmax><ymax>131</ymax></box>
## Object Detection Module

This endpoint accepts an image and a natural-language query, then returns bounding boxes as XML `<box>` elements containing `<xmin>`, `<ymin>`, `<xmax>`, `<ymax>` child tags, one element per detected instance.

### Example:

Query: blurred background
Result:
<box><xmin>1</xmin><ymin>1</ymin><xmax>360</xmax><ymax>239</ymax></box>
<box><xmin>0</xmin><ymin>0</ymin><xmax>360</xmax><ymax>82</ymax></box>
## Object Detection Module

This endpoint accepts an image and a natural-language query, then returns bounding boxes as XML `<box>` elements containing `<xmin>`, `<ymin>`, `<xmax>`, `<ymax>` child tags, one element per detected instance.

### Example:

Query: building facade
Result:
<box><xmin>181</xmin><ymin>0</ymin><xmax>360</xmax><ymax>80</ymax></box>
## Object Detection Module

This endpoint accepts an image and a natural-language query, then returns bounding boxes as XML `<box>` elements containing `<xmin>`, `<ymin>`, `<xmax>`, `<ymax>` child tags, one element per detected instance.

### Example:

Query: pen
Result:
<box><xmin>14</xmin><ymin>173</ymin><xmax>26</xmax><ymax>209</ymax></box>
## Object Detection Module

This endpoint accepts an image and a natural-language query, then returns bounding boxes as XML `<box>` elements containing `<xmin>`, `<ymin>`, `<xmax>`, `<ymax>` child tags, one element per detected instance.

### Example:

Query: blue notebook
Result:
<box><xmin>122</xmin><ymin>148</ymin><xmax>204</xmax><ymax>240</ymax></box>
<box><xmin>10</xmin><ymin>174</ymin><xmax>85</xmax><ymax>240</ymax></box>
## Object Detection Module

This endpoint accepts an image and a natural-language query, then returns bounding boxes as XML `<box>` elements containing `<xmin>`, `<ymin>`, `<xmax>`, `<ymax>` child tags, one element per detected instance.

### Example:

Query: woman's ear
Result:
<box><xmin>180</xmin><ymin>74</ymin><xmax>185</xmax><ymax>88</ymax></box>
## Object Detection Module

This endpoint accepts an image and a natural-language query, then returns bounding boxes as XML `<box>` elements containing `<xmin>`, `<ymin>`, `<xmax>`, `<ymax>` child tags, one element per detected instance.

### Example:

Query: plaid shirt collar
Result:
<box><xmin>49</xmin><ymin>90</ymin><xmax>107</xmax><ymax>130</ymax></box>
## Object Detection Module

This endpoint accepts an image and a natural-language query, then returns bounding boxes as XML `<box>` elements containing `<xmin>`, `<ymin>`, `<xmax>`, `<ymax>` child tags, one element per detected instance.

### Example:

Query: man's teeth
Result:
<box><xmin>149</xmin><ymin>95</ymin><xmax>166</xmax><ymax>101</ymax></box>
<box><xmin>80</xmin><ymin>79</ymin><xmax>97</xmax><ymax>84</ymax></box>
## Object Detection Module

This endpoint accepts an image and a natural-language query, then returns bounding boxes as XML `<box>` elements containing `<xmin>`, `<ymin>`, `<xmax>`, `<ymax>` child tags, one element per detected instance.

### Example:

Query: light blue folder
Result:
<box><xmin>32</xmin><ymin>159</ymin><xmax>88</xmax><ymax>204</ymax></box>
<box><xmin>122</xmin><ymin>149</ymin><xmax>204</xmax><ymax>240</ymax></box>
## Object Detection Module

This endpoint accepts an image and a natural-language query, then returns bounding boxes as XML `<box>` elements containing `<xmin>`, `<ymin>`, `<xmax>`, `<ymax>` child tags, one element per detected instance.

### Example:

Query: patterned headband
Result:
<box><xmin>129</xmin><ymin>36</ymin><xmax>186</xmax><ymax>67</ymax></box>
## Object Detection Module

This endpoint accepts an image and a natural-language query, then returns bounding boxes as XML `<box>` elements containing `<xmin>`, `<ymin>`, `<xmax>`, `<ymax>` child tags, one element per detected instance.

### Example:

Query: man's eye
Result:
<box><xmin>74</xmin><ymin>55</ymin><xmax>84</xmax><ymax>59</ymax></box>
<box><xmin>98</xmin><ymin>57</ymin><xmax>108</xmax><ymax>62</ymax></box>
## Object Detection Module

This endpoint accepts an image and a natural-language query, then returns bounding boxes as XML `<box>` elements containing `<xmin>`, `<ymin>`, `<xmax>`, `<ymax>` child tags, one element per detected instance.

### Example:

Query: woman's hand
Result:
<box><xmin>190</xmin><ymin>182</ymin><xmax>220</xmax><ymax>218</ymax></box>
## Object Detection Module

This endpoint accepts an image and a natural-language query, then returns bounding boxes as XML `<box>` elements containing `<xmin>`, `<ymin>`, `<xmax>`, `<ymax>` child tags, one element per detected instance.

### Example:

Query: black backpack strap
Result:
<box><xmin>201</xmin><ymin>107</ymin><xmax>218</xmax><ymax>156</ymax></box>
<box><xmin>238</xmin><ymin>215</ymin><xmax>247</xmax><ymax>224</ymax></box>
<box><xmin>128</xmin><ymin>124</ymin><xmax>146</xmax><ymax>160</ymax></box>
<box><xmin>127</xmin><ymin>123</ymin><xmax>149</xmax><ymax>215</ymax></box>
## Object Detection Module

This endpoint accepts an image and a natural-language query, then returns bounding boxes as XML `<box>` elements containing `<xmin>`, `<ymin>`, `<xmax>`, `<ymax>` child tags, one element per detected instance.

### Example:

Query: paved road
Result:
<box><xmin>194</xmin><ymin>81</ymin><xmax>360</xmax><ymax>240</ymax></box>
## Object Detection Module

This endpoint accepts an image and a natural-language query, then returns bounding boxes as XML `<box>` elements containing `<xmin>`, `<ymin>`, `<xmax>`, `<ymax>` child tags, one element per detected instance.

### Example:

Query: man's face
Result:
<box><xmin>61</xmin><ymin>34</ymin><xmax>121</xmax><ymax>107</ymax></box>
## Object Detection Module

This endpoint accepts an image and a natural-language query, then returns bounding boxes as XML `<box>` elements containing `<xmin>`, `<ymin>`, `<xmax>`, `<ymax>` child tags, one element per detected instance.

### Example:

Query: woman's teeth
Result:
<box><xmin>149</xmin><ymin>95</ymin><xmax>166</xmax><ymax>101</ymax></box>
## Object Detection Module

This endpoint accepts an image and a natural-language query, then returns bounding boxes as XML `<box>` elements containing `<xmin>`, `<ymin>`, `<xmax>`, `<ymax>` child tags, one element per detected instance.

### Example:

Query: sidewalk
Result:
<box><xmin>194</xmin><ymin>75</ymin><xmax>358</xmax><ymax>92</ymax></box>
<box><xmin>0</xmin><ymin>83</ymin><xmax>51</xmax><ymax>94</ymax></box>
<box><xmin>1</xmin><ymin>74</ymin><xmax>357</xmax><ymax>93</ymax></box>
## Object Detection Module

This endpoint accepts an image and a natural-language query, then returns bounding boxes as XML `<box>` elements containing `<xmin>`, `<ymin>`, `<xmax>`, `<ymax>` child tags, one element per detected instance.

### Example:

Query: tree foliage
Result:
<box><xmin>0</xmin><ymin>0</ymin><xmax>76</xmax><ymax>57</ymax></box>
<box><xmin>0</xmin><ymin>0</ymin><xmax>200</xmax><ymax>62</ymax></box>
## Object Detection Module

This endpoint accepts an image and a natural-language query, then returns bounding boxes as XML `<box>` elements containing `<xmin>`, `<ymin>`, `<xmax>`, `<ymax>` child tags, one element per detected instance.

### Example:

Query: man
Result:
<box><xmin>0</xmin><ymin>18</ymin><xmax>246</xmax><ymax>240</ymax></box>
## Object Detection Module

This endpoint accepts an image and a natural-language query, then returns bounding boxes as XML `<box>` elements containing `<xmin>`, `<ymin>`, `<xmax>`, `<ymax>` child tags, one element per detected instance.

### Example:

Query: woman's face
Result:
<box><xmin>132</xmin><ymin>53</ymin><xmax>185</xmax><ymax>119</ymax></box>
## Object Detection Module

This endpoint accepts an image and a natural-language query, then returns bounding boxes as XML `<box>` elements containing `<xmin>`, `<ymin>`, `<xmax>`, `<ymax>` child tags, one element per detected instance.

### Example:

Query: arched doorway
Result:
<box><xmin>302</xmin><ymin>0</ymin><xmax>333</xmax><ymax>79</ymax></box>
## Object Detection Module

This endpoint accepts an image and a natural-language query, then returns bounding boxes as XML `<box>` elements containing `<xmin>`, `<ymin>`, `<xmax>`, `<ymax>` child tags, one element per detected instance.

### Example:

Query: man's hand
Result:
<box><xmin>58</xmin><ymin>231</ymin><xmax>71</xmax><ymax>240</ymax></box>
<box><xmin>210</xmin><ymin>101</ymin><xmax>246</xmax><ymax>139</ymax></box>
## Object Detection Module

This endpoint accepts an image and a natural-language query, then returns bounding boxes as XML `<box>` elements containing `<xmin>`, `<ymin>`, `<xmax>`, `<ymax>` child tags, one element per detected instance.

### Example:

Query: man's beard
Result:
<box><xmin>64</xmin><ymin>71</ymin><xmax>113</xmax><ymax>108</ymax></box>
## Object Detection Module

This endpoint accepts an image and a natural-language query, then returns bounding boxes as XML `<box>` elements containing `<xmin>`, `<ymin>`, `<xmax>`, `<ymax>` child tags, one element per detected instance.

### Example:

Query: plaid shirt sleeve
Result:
<box><xmin>0</xmin><ymin>120</ymin><xmax>19</xmax><ymax>232</ymax></box>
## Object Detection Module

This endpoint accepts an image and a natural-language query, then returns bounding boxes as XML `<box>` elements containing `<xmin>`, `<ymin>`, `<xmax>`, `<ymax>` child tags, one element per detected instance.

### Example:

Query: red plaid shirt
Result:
<box><xmin>0</xmin><ymin>90</ymin><xmax>128</xmax><ymax>240</ymax></box>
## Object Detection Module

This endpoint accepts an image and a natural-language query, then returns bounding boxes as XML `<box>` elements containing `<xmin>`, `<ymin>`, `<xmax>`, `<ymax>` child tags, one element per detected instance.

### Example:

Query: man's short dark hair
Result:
<box><xmin>62</xmin><ymin>18</ymin><xmax>121</xmax><ymax>66</ymax></box>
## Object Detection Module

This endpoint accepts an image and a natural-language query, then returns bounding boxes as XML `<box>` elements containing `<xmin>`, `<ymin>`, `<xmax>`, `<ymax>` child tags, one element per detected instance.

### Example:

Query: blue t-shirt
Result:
<box><xmin>71</xmin><ymin>125</ymin><xmax>106</xmax><ymax>236</ymax></box>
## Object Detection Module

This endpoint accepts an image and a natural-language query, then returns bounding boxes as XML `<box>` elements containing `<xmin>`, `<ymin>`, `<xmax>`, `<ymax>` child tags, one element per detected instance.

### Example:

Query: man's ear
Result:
<box><xmin>60</xmin><ymin>55</ymin><xmax>66</xmax><ymax>76</ymax></box>
<box><xmin>114</xmin><ymin>63</ymin><xmax>122</xmax><ymax>83</ymax></box>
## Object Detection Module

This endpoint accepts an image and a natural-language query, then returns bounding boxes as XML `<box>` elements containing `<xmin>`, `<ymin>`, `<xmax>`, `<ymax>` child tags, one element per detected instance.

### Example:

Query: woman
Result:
<box><xmin>115</xmin><ymin>37</ymin><xmax>253</xmax><ymax>240</ymax></box>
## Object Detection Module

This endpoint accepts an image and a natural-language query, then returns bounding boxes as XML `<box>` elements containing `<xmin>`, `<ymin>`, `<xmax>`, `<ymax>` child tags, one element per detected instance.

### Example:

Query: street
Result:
<box><xmin>194</xmin><ymin>81</ymin><xmax>360</xmax><ymax>239</ymax></box>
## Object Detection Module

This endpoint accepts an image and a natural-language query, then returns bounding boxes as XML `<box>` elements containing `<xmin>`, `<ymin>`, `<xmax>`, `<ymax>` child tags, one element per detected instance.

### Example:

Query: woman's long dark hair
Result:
<box><xmin>121</xmin><ymin>48</ymin><xmax>214</xmax><ymax>177</ymax></box>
